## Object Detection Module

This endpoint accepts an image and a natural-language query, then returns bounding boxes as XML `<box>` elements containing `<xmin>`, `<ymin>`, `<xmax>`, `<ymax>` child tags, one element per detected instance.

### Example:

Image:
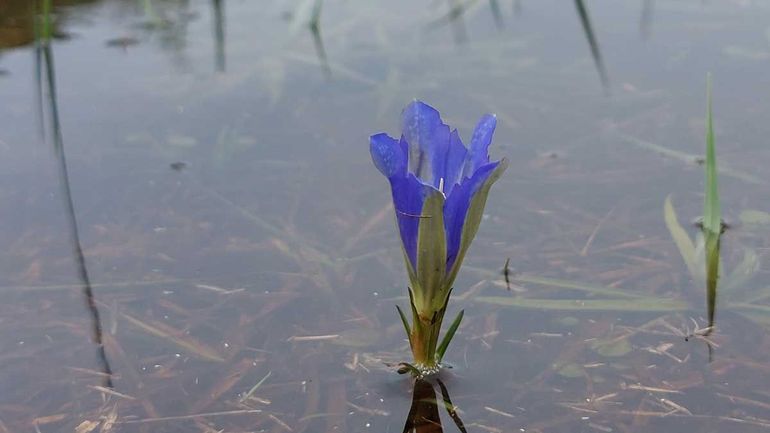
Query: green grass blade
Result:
<box><xmin>474</xmin><ymin>296</ymin><xmax>690</xmax><ymax>312</ymax></box>
<box><xmin>436</xmin><ymin>309</ymin><xmax>464</xmax><ymax>363</ymax></box>
<box><xmin>704</xmin><ymin>73</ymin><xmax>721</xmax><ymax>236</ymax></box>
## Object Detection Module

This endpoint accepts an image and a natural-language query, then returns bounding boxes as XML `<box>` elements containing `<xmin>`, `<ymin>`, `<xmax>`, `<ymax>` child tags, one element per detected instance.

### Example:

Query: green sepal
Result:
<box><xmin>414</xmin><ymin>189</ymin><xmax>447</xmax><ymax>313</ymax></box>
<box><xmin>445</xmin><ymin>159</ymin><xmax>509</xmax><ymax>287</ymax></box>
<box><xmin>436</xmin><ymin>309</ymin><xmax>464</xmax><ymax>363</ymax></box>
<box><xmin>396</xmin><ymin>304</ymin><xmax>412</xmax><ymax>349</ymax></box>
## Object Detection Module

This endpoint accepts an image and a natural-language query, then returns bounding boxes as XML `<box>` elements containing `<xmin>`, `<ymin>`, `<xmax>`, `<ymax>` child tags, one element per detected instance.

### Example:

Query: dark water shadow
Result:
<box><xmin>36</xmin><ymin>29</ymin><xmax>114</xmax><ymax>388</ymax></box>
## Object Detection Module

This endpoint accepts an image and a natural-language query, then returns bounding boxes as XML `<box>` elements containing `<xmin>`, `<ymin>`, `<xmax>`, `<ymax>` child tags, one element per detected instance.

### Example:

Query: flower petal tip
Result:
<box><xmin>370</xmin><ymin>133</ymin><xmax>406</xmax><ymax>178</ymax></box>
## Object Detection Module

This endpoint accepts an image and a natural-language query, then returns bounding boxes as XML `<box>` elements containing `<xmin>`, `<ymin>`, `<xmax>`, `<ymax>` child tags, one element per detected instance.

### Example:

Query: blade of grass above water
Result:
<box><xmin>703</xmin><ymin>73</ymin><xmax>721</xmax><ymax>236</ymax></box>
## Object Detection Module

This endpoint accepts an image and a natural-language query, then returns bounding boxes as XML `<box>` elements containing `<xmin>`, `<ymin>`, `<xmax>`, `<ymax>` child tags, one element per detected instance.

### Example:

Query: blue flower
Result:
<box><xmin>370</xmin><ymin>100</ymin><xmax>507</xmax><ymax>311</ymax></box>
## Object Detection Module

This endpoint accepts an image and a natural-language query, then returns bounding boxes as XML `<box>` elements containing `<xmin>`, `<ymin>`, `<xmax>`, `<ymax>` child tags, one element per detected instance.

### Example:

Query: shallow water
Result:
<box><xmin>2</xmin><ymin>0</ymin><xmax>770</xmax><ymax>432</ymax></box>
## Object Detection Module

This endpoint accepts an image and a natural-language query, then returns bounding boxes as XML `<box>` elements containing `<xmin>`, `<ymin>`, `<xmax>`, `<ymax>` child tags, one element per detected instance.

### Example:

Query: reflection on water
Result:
<box><xmin>574</xmin><ymin>0</ymin><xmax>609</xmax><ymax>92</ymax></box>
<box><xmin>2</xmin><ymin>0</ymin><xmax>770</xmax><ymax>432</ymax></box>
<box><xmin>639</xmin><ymin>0</ymin><xmax>654</xmax><ymax>40</ymax></box>
<box><xmin>211</xmin><ymin>0</ymin><xmax>225</xmax><ymax>72</ymax></box>
<box><xmin>35</xmin><ymin>7</ymin><xmax>113</xmax><ymax>388</ymax></box>
<box><xmin>402</xmin><ymin>379</ymin><xmax>467</xmax><ymax>433</ymax></box>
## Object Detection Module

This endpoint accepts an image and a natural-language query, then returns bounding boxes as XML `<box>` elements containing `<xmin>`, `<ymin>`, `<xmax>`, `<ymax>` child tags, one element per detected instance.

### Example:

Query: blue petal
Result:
<box><xmin>464</xmin><ymin>114</ymin><xmax>497</xmax><ymax>177</ymax></box>
<box><xmin>444</xmin><ymin>161</ymin><xmax>500</xmax><ymax>271</ymax></box>
<box><xmin>401</xmin><ymin>100</ymin><xmax>451</xmax><ymax>188</ymax></box>
<box><xmin>389</xmin><ymin>173</ymin><xmax>436</xmax><ymax>270</ymax></box>
<box><xmin>370</xmin><ymin>133</ymin><xmax>406</xmax><ymax>178</ymax></box>
<box><xmin>443</xmin><ymin>129</ymin><xmax>467</xmax><ymax>196</ymax></box>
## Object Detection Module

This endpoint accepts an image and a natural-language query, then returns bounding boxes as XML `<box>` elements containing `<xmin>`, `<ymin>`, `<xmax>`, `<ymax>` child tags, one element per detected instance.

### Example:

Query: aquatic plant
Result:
<box><xmin>702</xmin><ymin>73</ymin><xmax>721</xmax><ymax>333</ymax></box>
<box><xmin>370</xmin><ymin>100</ymin><xmax>507</xmax><ymax>374</ymax></box>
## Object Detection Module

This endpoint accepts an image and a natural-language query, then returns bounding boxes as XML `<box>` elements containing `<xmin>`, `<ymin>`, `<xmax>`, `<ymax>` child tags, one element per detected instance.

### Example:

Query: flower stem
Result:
<box><xmin>407</xmin><ymin>297</ymin><xmax>450</xmax><ymax>373</ymax></box>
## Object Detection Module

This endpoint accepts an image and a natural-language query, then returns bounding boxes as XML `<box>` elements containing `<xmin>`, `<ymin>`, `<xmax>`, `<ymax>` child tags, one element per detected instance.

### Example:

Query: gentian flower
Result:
<box><xmin>370</xmin><ymin>100</ymin><xmax>507</xmax><ymax>372</ymax></box>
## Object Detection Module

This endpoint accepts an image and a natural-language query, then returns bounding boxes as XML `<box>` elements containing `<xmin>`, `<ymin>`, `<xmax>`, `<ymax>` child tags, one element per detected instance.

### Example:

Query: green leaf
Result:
<box><xmin>474</xmin><ymin>296</ymin><xmax>691</xmax><ymax>312</ymax></box>
<box><xmin>413</xmin><ymin>189</ymin><xmax>447</xmax><ymax>313</ymax></box>
<box><xmin>436</xmin><ymin>309</ymin><xmax>464</xmax><ymax>363</ymax></box>
<box><xmin>704</xmin><ymin>73</ymin><xmax>721</xmax><ymax>236</ymax></box>
<box><xmin>445</xmin><ymin>159</ymin><xmax>509</xmax><ymax>288</ymax></box>
<box><xmin>664</xmin><ymin>195</ymin><xmax>698</xmax><ymax>279</ymax></box>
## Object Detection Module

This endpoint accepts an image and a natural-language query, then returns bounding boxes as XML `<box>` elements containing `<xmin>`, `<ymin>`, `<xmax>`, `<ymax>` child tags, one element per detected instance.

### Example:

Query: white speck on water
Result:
<box><xmin>365</xmin><ymin>423</ymin><xmax>371</xmax><ymax>428</ymax></box>
<box><xmin>373</xmin><ymin>291</ymin><xmax>378</xmax><ymax>296</ymax></box>
<box><xmin>582</xmin><ymin>416</ymin><xmax>590</xmax><ymax>420</ymax></box>
<box><xmin>175</xmin><ymin>353</ymin><xmax>181</xmax><ymax>358</ymax></box>
<box><xmin>224</xmin><ymin>342</ymin><xmax>230</xmax><ymax>348</ymax></box>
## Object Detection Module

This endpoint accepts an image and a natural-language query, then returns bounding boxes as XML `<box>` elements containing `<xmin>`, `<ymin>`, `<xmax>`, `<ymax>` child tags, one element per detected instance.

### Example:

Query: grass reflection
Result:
<box><xmin>211</xmin><ymin>0</ymin><xmax>226</xmax><ymax>72</ymax></box>
<box><xmin>35</xmin><ymin>0</ymin><xmax>113</xmax><ymax>387</ymax></box>
<box><xmin>574</xmin><ymin>0</ymin><xmax>609</xmax><ymax>92</ymax></box>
